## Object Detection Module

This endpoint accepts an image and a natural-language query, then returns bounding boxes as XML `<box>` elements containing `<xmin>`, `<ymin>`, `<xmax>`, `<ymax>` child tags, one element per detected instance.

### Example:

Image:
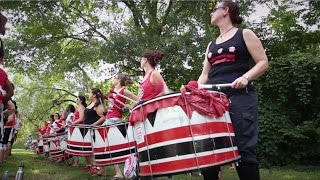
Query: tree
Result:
<box><xmin>2</xmin><ymin>0</ymin><xmax>256</xmax><ymax>90</ymax></box>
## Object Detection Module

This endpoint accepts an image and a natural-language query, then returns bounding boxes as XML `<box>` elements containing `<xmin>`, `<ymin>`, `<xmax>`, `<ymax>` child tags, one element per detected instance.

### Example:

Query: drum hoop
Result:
<box><xmin>132</xmin><ymin>90</ymin><xmax>226</xmax><ymax>111</ymax></box>
<box><xmin>67</xmin><ymin>124</ymin><xmax>92</xmax><ymax>129</ymax></box>
<box><xmin>91</xmin><ymin>122</ymin><xmax>129</xmax><ymax>129</ymax></box>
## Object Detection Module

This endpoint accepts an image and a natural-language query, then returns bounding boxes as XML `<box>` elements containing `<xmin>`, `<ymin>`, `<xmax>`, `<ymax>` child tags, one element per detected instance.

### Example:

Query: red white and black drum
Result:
<box><xmin>66</xmin><ymin>125</ymin><xmax>93</xmax><ymax>156</ymax></box>
<box><xmin>37</xmin><ymin>137</ymin><xmax>44</xmax><ymax>154</ymax></box>
<box><xmin>92</xmin><ymin>122</ymin><xmax>136</xmax><ymax>166</ymax></box>
<box><xmin>46</xmin><ymin>132</ymin><xmax>66</xmax><ymax>159</ymax></box>
<box><xmin>130</xmin><ymin>92</ymin><xmax>240</xmax><ymax>176</ymax></box>
<box><xmin>42</xmin><ymin>137</ymin><xmax>49</xmax><ymax>153</ymax></box>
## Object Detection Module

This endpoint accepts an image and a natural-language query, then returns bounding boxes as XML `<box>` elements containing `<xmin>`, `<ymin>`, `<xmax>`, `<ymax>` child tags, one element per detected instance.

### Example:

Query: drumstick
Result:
<box><xmin>186</xmin><ymin>80</ymin><xmax>232</xmax><ymax>89</ymax></box>
<box><xmin>198</xmin><ymin>83</ymin><xmax>233</xmax><ymax>89</ymax></box>
<box><xmin>111</xmin><ymin>91</ymin><xmax>137</xmax><ymax>103</ymax></box>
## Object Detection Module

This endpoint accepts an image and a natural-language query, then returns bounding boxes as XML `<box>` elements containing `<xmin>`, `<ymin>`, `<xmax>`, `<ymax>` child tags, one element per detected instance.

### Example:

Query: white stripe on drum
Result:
<box><xmin>94</xmin><ymin>154</ymin><xmax>132</xmax><ymax>162</ymax></box>
<box><xmin>138</xmin><ymin>147</ymin><xmax>238</xmax><ymax>166</ymax></box>
<box><xmin>137</xmin><ymin>133</ymin><xmax>235</xmax><ymax>152</ymax></box>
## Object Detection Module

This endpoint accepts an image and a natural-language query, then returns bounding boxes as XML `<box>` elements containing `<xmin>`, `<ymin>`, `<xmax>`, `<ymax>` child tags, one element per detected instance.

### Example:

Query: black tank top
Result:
<box><xmin>207</xmin><ymin>28</ymin><xmax>251</xmax><ymax>84</ymax></box>
<box><xmin>84</xmin><ymin>107</ymin><xmax>100</xmax><ymax>125</ymax></box>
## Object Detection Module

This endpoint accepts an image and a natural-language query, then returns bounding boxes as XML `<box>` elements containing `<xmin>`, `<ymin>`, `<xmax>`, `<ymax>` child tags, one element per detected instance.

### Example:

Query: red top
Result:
<box><xmin>5</xmin><ymin>114</ymin><xmax>16</xmax><ymax>127</ymax></box>
<box><xmin>138</xmin><ymin>70</ymin><xmax>164</xmax><ymax>101</ymax></box>
<box><xmin>74</xmin><ymin>110</ymin><xmax>80</xmax><ymax>122</ymax></box>
<box><xmin>106</xmin><ymin>88</ymin><xmax>126</xmax><ymax>119</ymax></box>
<box><xmin>55</xmin><ymin>119</ymin><xmax>65</xmax><ymax>129</ymax></box>
<box><xmin>39</xmin><ymin>123</ymin><xmax>51</xmax><ymax>135</ymax></box>
<box><xmin>0</xmin><ymin>68</ymin><xmax>8</xmax><ymax>103</ymax></box>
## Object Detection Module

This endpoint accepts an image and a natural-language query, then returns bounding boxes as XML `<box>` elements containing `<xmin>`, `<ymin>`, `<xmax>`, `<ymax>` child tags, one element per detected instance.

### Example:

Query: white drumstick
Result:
<box><xmin>112</xmin><ymin>92</ymin><xmax>137</xmax><ymax>103</ymax></box>
<box><xmin>198</xmin><ymin>83</ymin><xmax>233</xmax><ymax>89</ymax></box>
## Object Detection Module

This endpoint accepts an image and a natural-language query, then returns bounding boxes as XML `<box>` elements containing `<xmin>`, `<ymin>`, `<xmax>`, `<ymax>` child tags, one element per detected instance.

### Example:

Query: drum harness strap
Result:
<box><xmin>182</xmin><ymin>94</ymin><xmax>202</xmax><ymax>175</ymax></box>
<box><xmin>140</xmin><ymin>103</ymin><xmax>154</xmax><ymax>177</ymax></box>
<box><xmin>220</xmin><ymin>93</ymin><xmax>239</xmax><ymax>166</ymax></box>
<box><xmin>0</xmin><ymin>103</ymin><xmax>3</xmax><ymax>141</ymax></box>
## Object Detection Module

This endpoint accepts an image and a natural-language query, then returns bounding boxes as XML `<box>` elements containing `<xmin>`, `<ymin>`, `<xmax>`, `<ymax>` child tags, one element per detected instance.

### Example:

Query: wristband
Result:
<box><xmin>242</xmin><ymin>75</ymin><xmax>250</xmax><ymax>81</ymax></box>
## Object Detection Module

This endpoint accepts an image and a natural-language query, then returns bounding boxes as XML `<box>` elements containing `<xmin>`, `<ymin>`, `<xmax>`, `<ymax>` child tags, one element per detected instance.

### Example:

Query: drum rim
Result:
<box><xmin>132</xmin><ymin>90</ymin><xmax>226</xmax><ymax>111</ymax></box>
<box><xmin>90</xmin><ymin>122</ymin><xmax>130</xmax><ymax>129</ymax></box>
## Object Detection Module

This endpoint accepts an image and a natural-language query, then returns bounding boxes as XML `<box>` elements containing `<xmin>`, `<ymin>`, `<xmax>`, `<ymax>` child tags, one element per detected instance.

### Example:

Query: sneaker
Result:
<box><xmin>89</xmin><ymin>167</ymin><xmax>101</xmax><ymax>174</ymax></box>
<box><xmin>81</xmin><ymin>165</ymin><xmax>92</xmax><ymax>171</ymax></box>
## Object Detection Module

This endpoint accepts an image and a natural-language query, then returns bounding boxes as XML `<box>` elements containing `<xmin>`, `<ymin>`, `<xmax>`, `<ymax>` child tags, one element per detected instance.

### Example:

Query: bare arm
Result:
<box><xmin>232</xmin><ymin>29</ymin><xmax>269</xmax><ymax>89</ymax></box>
<box><xmin>198</xmin><ymin>42</ymin><xmax>212</xmax><ymax>84</ymax></box>
<box><xmin>5</xmin><ymin>113</ymin><xmax>15</xmax><ymax>125</ymax></box>
<box><xmin>3</xmin><ymin>80</ymin><xmax>14</xmax><ymax>104</ymax></box>
<box><xmin>124</xmin><ymin>89</ymin><xmax>138</xmax><ymax>101</ymax></box>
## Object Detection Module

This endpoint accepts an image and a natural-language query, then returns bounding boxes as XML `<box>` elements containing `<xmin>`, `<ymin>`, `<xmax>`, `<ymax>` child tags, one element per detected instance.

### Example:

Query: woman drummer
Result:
<box><xmin>95</xmin><ymin>73</ymin><xmax>138</xmax><ymax>177</ymax></box>
<box><xmin>198</xmin><ymin>0</ymin><xmax>268</xmax><ymax>179</ymax></box>
<box><xmin>138</xmin><ymin>50</ymin><xmax>169</xmax><ymax>101</ymax></box>
<box><xmin>81</xmin><ymin>88</ymin><xmax>105</xmax><ymax>174</ymax></box>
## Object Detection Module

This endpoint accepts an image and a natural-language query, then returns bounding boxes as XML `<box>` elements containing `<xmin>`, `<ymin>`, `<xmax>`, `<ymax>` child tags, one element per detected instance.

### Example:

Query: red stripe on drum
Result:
<box><xmin>139</xmin><ymin>150</ymin><xmax>240</xmax><ymax>176</ymax></box>
<box><xmin>137</xmin><ymin>122</ymin><xmax>234</xmax><ymax>148</ymax></box>
<box><xmin>93</xmin><ymin>141</ymin><xmax>136</xmax><ymax>153</ymax></box>
<box><xmin>65</xmin><ymin>150</ymin><xmax>93</xmax><ymax>156</ymax></box>
<box><xmin>49</xmin><ymin>149</ymin><xmax>62</xmax><ymax>153</ymax></box>
<box><xmin>95</xmin><ymin>156</ymin><xmax>130</xmax><ymax>166</ymax></box>
<box><xmin>67</xmin><ymin>140</ymin><xmax>92</xmax><ymax>146</ymax></box>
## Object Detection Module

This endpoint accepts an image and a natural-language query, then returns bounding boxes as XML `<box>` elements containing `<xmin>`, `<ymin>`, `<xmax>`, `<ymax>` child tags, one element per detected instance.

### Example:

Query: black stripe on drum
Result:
<box><xmin>67</xmin><ymin>145</ymin><xmax>92</xmax><ymax>152</ymax></box>
<box><xmin>139</xmin><ymin>136</ymin><xmax>235</xmax><ymax>163</ymax></box>
<box><xmin>94</xmin><ymin>148</ymin><xmax>136</xmax><ymax>160</ymax></box>
<box><xmin>50</xmin><ymin>151</ymin><xmax>64</xmax><ymax>156</ymax></box>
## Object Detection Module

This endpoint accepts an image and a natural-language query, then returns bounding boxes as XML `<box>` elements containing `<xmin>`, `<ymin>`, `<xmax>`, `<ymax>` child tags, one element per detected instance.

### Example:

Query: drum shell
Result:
<box><xmin>43</xmin><ymin>133</ymin><xmax>66</xmax><ymax>159</ymax></box>
<box><xmin>92</xmin><ymin>122</ymin><xmax>136</xmax><ymax>166</ymax></box>
<box><xmin>131</xmin><ymin>92</ymin><xmax>240</xmax><ymax>176</ymax></box>
<box><xmin>66</xmin><ymin>125</ymin><xmax>93</xmax><ymax>156</ymax></box>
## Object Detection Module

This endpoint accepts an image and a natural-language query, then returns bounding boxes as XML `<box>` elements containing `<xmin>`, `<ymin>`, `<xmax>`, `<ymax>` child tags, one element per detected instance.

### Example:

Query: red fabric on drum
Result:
<box><xmin>180</xmin><ymin>85</ymin><xmax>229</xmax><ymax>118</ymax></box>
<box><xmin>129</xmin><ymin>96</ymin><xmax>183</xmax><ymax>125</ymax></box>
<box><xmin>129</xmin><ymin>89</ymin><xmax>229</xmax><ymax>125</ymax></box>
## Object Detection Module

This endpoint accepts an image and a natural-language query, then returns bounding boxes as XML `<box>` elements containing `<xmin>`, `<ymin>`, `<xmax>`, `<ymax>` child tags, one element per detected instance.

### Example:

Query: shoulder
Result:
<box><xmin>242</xmin><ymin>28</ymin><xmax>259</xmax><ymax>40</ymax></box>
<box><xmin>151</xmin><ymin>71</ymin><xmax>164</xmax><ymax>81</ymax></box>
<box><xmin>0</xmin><ymin>68</ymin><xmax>7</xmax><ymax>78</ymax></box>
<box><xmin>151</xmin><ymin>70</ymin><xmax>162</xmax><ymax>78</ymax></box>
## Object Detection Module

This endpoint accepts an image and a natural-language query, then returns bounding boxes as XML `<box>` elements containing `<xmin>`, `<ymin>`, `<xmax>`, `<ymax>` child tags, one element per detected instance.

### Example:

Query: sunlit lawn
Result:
<box><xmin>0</xmin><ymin>149</ymin><xmax>320</xmax><ymax>180</ymax></box>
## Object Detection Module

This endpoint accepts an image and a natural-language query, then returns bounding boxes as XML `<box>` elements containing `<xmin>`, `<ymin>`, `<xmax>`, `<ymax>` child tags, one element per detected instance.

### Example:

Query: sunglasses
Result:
<box><xmin>213</xmin><ymin>6</ymin><xmax>226</xmax><ymax>12</ymax></box>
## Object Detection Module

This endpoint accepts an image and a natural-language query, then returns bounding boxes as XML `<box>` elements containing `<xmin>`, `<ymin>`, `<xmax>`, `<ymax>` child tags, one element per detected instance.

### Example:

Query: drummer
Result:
<box><xmin>104</xmin><ymin>73</ymin><xmax>138</xmax><ymax>125</ymax></box>
<box><xmin>94</xmin><ymin>73</ymin><xmax>138</xmax><ymax>177</ymax></box>
<box><xmin>72</xmin><ymin>95</ymin><xmax>87</xmax><ymax>125</ymax></box>
<box><xmin>81</xmin><ymin>88</ymin><xmax>105</xmax><ymax>174</ymax></box>
<box><xmin>138</xmin><ymin>50</ymin><xmax>169</xmax><ymax>101</ymax></box>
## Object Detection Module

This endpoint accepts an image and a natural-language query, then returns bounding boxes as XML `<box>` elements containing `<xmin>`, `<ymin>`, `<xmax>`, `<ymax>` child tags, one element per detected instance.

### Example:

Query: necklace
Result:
<box><xmin>219</xmin><ymin>26</ymin><xmax>234</xmax><ymax>39</ymax></box>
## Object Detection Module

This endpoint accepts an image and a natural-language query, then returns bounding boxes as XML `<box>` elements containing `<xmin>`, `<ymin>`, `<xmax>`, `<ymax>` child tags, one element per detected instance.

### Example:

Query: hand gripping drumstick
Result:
<box><xmin>187</xmin><ymin>80</ymin><xmax>232</xmax><ymax>89</ymax></box>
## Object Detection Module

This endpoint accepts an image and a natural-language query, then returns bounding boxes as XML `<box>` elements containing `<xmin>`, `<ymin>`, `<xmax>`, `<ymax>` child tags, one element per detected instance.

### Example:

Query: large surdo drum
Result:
<box><xmin>66</xmin><ymin>125</ymin><xmax>93</xmax><ymax>156</ymax></box>
<box><xmin>129</xmin><ymin>91</ymin><xmax>240</xmax><ymax>176</ymax></box>
<box><xmin>92</xmin><ymin>122</ymin><xmax>136</xmax><ymax>166</ymax></box>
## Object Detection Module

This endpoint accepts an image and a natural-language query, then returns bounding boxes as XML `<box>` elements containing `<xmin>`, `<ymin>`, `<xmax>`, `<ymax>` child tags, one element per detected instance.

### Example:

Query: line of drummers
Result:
<box><xmin>36</xmin><ymin>50</ymin><xmax>239</xmax><ymax>179</ymax></box>
<box><xmin>37</xmin><ymin>50</ymin><xmax>171</xmax><ymax>178</ymax></box>
<box><xmin>37</xmin><ymin>72</ymin><xmax>140</xmax><ymax>178</ymax></box>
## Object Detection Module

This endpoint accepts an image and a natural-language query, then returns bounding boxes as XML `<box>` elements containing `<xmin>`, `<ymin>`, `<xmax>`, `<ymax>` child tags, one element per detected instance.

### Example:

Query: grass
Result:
<box><xmin>1</xmin><ymin>149</ymin><xmax>320</xmax><ymax>180</ymax></box>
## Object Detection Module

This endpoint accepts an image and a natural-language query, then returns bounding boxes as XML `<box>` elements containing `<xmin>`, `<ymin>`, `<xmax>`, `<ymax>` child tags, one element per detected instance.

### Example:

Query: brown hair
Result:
<box><xmin>0</xmin><ymin>7</ymin><xmax>7</xmax><ymax>35</ymax></box>
<box><xmin>142</xmin><ymin>50</ymin><xmax>164</xmax><ymax>68</ymax></box>
<box><xmin>91</xmin><ymin>88</ymin><xmax>104</xmax><ymax>107</ymax></box>
<box><xmin>220</xmin><ymin>0</ymin><xmax>243</xmax><ymax>25</ymax></box>
<box><xmin>117</xmin><ymin>73</ymin><xmax>134</xmax><ymax>86</ymax></box>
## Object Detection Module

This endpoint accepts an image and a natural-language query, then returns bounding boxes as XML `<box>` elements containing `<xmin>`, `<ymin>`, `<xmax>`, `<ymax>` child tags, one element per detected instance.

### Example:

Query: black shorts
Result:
<box><xmin>0</xmin><ymin>127</ymin><xmax>12</xmax><ymax>145</ymax></box>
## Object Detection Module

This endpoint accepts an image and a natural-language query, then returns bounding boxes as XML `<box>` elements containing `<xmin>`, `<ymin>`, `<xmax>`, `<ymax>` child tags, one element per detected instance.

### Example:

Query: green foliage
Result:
<box><xmin>2</xmin><ymin>0</ymin><xmax>320</xmax><ymax>168</ymax></box>
<box><xmin>256</xmin><ymin>53</ymin><xmax>320</xmax><ymax>167</ymax></box>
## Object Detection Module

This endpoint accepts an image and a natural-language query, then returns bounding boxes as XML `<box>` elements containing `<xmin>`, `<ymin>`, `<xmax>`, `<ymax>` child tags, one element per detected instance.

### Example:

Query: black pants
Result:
<box><xmin>203</xmin><ymin>86</ymin><xmax>260</xmax><ymax>180</ymax></box>
<box><xmin>202</xmin><ymin>161</ymin><xmax>260</xmax><ymax>180</ymax></box>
